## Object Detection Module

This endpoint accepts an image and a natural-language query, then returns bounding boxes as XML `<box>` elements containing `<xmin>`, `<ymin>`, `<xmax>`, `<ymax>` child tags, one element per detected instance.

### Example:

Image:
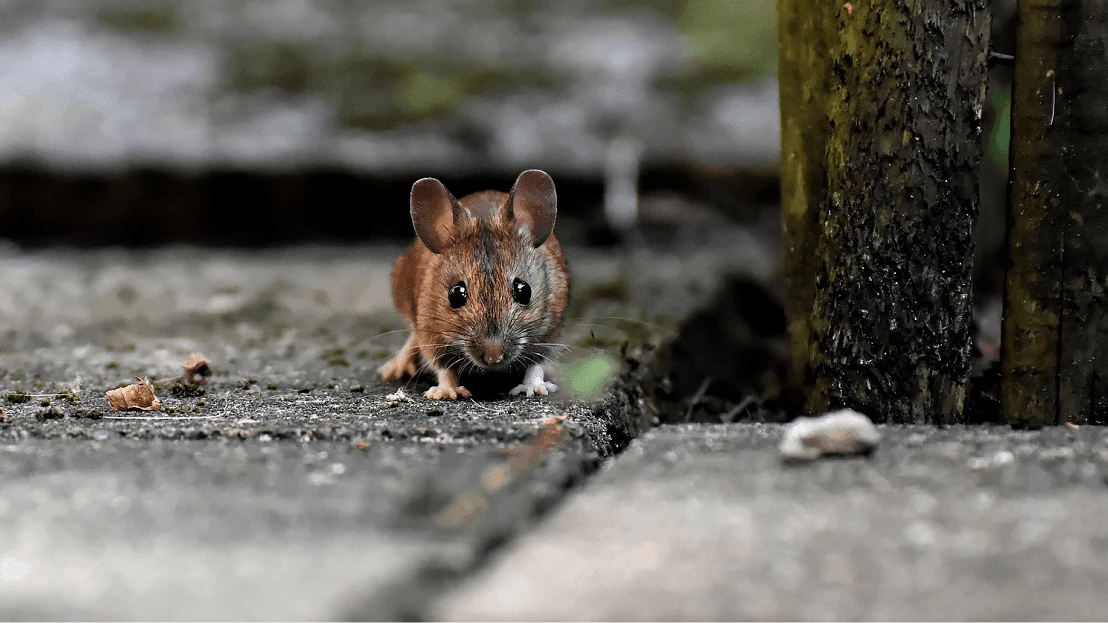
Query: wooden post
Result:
<box><xmin>1002</xmin><ymin>1</ymin><xmax>1108</xmax><ymax>428</ymax></box>
<box><xmin>778</xmin><ymin>0</ymin><xmax>991</xmax><ymax>423</ymax></box>
<box><xmin>776</xmin><ymin>0</ymin><xmax>834</xmax><ymax>395</ymax></box>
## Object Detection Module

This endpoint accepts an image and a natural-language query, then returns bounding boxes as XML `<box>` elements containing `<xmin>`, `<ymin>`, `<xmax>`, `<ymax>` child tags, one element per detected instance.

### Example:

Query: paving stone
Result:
<box><xmin>439</xmin><ymin>423</ymin><xmax>1108</xmax><ymax>621</ymax></box>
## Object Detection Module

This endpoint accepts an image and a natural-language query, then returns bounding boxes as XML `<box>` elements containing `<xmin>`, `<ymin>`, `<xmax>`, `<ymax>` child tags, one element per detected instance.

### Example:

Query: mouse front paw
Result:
<box><xmin>509</xmin><ymin>380</ymin><xmax>558</xmax><ymax>398</ymax></box>
<box><xmin>425</xmin><ymin>385</ymin><xmax>472</xmax><ymax>400</ymax></box>
<box><xmin>377</xmin><ymin>355</ymin><xmax>417</xmax><ymax>382</ymax></box>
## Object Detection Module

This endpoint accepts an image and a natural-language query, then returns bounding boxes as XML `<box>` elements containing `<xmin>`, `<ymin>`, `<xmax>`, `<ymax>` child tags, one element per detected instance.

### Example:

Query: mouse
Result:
<box><xmin>378</xmin><ymin>169</ymin><xmax>570</xmax><ymax>400</ymax></box>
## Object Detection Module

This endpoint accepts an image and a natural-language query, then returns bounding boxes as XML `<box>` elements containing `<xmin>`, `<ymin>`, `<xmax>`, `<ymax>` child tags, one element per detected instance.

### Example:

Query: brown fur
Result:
<box><xmin>379</xmin><ymin>178</ymin><xmax>569</xmax><ymax>399</ymax></box>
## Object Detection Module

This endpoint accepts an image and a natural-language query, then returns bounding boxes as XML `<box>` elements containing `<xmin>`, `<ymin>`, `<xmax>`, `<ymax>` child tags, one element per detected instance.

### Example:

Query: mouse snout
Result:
<box><xmin>479</xmin><ymin>339</ymin><xmax>504</xmax><ymax>366</ymax></box>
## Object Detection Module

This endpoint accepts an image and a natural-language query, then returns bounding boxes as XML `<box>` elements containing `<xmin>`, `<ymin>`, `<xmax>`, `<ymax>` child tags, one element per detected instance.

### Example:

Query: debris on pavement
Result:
<box><xmin>154</xmin><ymin>353</ymin><xmax>212</xmax><ymax>392</ymax></box>
<box><xmin>542</xmin><ymin>413</ymin><xmax>569</xmax><ymax>427</ymax></box>
<box><xmin>435</xmin><ymin>414</ymin><xmax>569</xmax><ymax>530</ymax></box>
<box><xmin>182</xmin><ymin>353</ymin><xmax>212</xmax><ymax>384</ymax></box>
<box><xmin>106</xmin><ymin>378</ymin><xmax>163</xmax><ymax>412</ymax></box>
<box><xmin>386</xmin><ymin>389</ymin><xmax>412</xmax><ymax>406</ymax></box>
<box><xmin>779</xmin><ymin>408</ymin><xmax>880</xmax><ymax>461</ymax></box>
<box><xmin>4</xmin><ymin>391</ymin><xmax>30</xmax><ymax>404</ymax></box>
<box><xmin>501</xmin><ymin>414</ymin><xmax>568</xmax><ymax>474</ymax></box>
<box><xmin>1065</xmin><ymin>422</ymin><xmax>1080</xmax><ymax>430</ymax></box>
<box><xmin>0</xmin><ymin>408</ymin><xmax>7</xmax><ymax>421</ymax></box>
<box><xmin>35</xmin><ymin>407</ymin><xmax>65</xmax><ymax>420</ymax></box>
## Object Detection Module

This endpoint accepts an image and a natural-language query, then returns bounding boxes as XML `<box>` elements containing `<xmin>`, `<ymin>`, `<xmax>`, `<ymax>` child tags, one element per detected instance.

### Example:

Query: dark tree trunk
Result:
<box><xmin>779</xmin><ymin>0</ymin><xmax>990</xmax><ymax>424</ymax></box>
<box><xmin>1002</xmin><ymin>1</ymin><xmax>1108</xmax><ymax>428</ymax></box>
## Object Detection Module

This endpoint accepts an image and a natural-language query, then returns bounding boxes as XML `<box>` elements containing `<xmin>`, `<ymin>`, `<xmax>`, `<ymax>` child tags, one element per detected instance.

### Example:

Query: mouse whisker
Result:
<box><xmin>565</xmin><ymin>317</ymin><xmax>677</xmax><ymax>337</ymax></box>
<box><xmin>360</xmin><ymin>328</ymin><xmax>414</xmax><ymax>345</ymax></box>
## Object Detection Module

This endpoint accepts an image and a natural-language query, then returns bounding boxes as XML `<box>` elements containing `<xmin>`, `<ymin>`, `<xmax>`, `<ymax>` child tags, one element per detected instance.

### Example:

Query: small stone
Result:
<box><xmin>386</xmin><ymin>389</ymin><xmax>412</xmax><ymax>407</ymax></box>
<box><xmin>91</xmin><ymin>430</ymin><xmax>111</xmax><ymax>441</ymax></box>
<box><xmin>779</xmin><ymin>408</ymin><xmax>880</xmax><ymax>461</ymax></box>
<box><xmin>969</xmin><ymin>449</ymin><xmax>1015</xmax><ymax>470</ymax></box>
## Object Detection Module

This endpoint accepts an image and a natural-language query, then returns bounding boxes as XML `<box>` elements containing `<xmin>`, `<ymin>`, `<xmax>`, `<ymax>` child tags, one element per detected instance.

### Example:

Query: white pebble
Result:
<box><xmin>386</xmin><ymin>389</ymin><xmax>412</xmax><ymax>405</ymax></box>
<box><xmin>779</xmin><ymin>408</ymin><xmax>880</xmax><ymax>461</ymax></box>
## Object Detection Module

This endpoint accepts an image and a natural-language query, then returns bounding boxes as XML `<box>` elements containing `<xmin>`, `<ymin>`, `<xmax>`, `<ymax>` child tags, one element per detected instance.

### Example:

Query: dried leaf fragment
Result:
<box><xmin>542</xmin><ymin>412</ymin><xmax>569</xmax><ymax>427</ymax></box>
<box><xmin>500</xmin><ymin>415</ymin><xmax>567</xmax><ymax>474</ymax></box>
<box><xmin>1065</xmin><ymin>422</ymin><xmax>1080</xmax><ymax>430</ymax></box>
<box><xmin>182</xmin><ymin>353</ymin><xmax>211</xmax><ymax>384</ymax></box>
<box><xmin>436</xmin><ymin>414</ymin><xmax>568</xmax><ymax>530</ymax></box>
<box><xmin>0</xmin><ymin>408</ymin><xmax>7</xmax><ymax>421</ymax></box>
<box><xmin>106</xmin><ymin>378</ymin><xmax>162</xmax><ymax>412</ymax></box>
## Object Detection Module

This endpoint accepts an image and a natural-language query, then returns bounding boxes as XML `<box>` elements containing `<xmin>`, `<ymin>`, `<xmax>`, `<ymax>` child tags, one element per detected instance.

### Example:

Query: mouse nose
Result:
<box><xmin>480</xmin><ymin>339</ymin><xmax>504</xmax><ymax>366</ymax></box>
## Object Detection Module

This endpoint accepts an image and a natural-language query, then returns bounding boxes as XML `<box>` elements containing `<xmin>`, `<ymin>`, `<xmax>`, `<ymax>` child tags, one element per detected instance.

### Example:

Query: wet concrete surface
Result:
<box><xmin>440</xmin><ymin>423</ymin><xmax>1108</xmax><ymax>621</ymax></box>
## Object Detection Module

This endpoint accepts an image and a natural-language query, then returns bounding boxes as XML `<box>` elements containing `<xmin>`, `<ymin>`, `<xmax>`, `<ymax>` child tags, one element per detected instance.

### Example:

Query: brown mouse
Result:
<box><xmin>378</xmin><ymin>169</ymin><xmax>570</xmax><ymax>400</ymax></box>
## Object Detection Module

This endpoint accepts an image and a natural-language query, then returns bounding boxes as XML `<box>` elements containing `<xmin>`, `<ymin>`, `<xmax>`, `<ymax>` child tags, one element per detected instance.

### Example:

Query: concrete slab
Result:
<box><xmin>439</xmin><ymin>423</ymin><xmax>1108</xmax><ymax>621</ymax></box>
<box><xmin>0</xmin><ymin>234</ymin><xmax>773</xmax><ymax>619</ymax></box>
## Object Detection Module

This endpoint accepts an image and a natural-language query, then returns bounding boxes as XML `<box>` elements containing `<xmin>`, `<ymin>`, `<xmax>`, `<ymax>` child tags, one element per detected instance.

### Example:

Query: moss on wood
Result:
<box><xmin>1002</xmin><ymin>0</ymin><xmax>1108</xmax><ymax>427</ymax></box>
<box><xmin>776</xmin><ymin>0</ymin><xmax>835</xmax><ymax>396</ymax></box>
<box><xmin>782</xmin><ymin>0</ymin><xmax>990</xmax><ymax>423</ymax></box>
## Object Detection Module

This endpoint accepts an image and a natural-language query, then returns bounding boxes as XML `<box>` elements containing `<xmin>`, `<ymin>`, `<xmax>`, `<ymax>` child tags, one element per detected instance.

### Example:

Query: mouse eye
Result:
<box><xmin>512</xmin><ymin>278</ymin><xmax>531</xmax><ymax>305</ymax></box>
<box><xmin>448</xmin><ymin>282</ymin><xmax>468</xmax><ymax>309</ymax></box>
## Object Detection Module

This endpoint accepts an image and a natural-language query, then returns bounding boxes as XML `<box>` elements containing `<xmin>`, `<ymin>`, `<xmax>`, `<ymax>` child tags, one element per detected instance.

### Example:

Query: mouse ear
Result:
<box><xmin>410</xmin><ymin>177</ymin><xmax>460</xmax><ymax>254</ymax></box>
<box><xmin>507</xmin><ymin>169</ymin><xmax>557</xmax><ymax>247</ymax></box>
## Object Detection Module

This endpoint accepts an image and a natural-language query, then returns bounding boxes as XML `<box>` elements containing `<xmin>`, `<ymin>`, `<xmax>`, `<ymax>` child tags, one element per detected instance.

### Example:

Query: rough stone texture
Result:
<box><xmin>1</xmin><ymin>440</ymin><xmax>460</xmax><ymax>620</ymax></box>
<box><xmin>0</xmin><ymin>0</ymin><xmax>779</xmax><ymax>175</ymax></box>
<box><xmin>0</xmin><ymin>245</ymin><xmax>618</xmax><ymax>620</ymax></box>
<box><xmin>439</xmin><ymin>423</ymin><xmax>1108</xmax><ymax>621</ymax></box>
<box><xmin>0</xmin><ymin>224</ymin><xmax>777</xmax><ymax>619</ymax></box>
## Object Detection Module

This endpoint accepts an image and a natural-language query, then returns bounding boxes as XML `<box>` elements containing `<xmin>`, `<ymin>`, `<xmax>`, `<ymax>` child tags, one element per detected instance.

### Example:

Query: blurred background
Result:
<box><xmin>0</xmin><ymin>0</ymin><xmax>1015</xmax><ymax>295</ymax></box>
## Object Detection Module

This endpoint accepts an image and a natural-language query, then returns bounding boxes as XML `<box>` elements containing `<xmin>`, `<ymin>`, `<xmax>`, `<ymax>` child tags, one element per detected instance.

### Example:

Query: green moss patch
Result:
<box><xmin>227</xmin><ymin>43</ymin><xmax>563</xmax><ymax>130</ymax></box>
<box><xmin>35</xmin><ymin>407</ymin><xmax>65</xmax><ymax>421</ymax></box>
<box><xmin>4</xmin><ymin>392</ymin><xmax>30</xmax><ymax>405</ymax></box>
<box><xmin>98</xmin><ymin>5</ymin><xmax>178</xmax><ymax>34</ymax></box>
<box><xmin>229</xmin><ymin>42</ymin><xmax>317</xmax><ymax>94</ymax></box>
<box><xmin>657</xmin><ymin>0</ymin><xmax>778</xmax><ymax>96</ymax></box>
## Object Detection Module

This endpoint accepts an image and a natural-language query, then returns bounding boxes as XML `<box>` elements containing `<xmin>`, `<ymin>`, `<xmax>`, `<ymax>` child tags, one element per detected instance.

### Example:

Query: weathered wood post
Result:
<box><xmin>777</xmin><ymin>0</ymin><xmax>833</xmax><ymax>394</ymax></box>
<box><xmin>778</xmin><ymin>1</ymin><xmax>991</xmax><ymax>423</ymax></box>
<box><xmin>1002</xmin><ymin>2</ymin><xmax>1108</xmax><ymax>428</ymax></box>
